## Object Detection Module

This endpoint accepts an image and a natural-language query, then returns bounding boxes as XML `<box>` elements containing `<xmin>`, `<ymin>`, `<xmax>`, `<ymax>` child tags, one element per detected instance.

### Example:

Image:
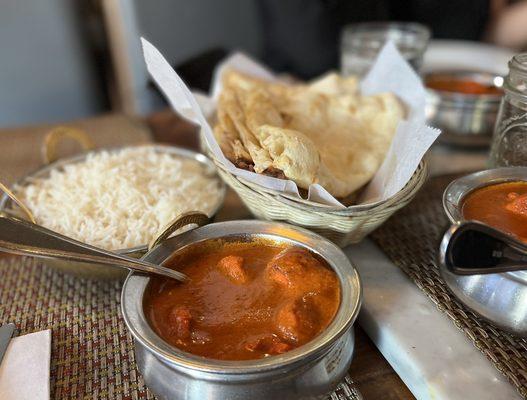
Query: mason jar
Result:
<box><xmin>489</xmin><ymin>54</ymin><xmax>527</xmax><ymax>167</ymax></box>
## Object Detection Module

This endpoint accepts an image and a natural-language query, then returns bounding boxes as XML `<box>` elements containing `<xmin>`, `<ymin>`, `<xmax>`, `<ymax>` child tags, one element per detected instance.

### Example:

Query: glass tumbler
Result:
<box><xmin>489</xmin><ymin>53</ymin><xmax>527</xmax><ymax>167</ymax></box>
<box><xmin>340</xmin><ymin>22</ymin><xmax>431</xmax><ymax>78</ymax></box>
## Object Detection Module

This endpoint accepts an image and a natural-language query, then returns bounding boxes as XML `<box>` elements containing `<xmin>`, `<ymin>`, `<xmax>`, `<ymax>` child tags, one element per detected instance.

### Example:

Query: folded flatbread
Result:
<box><xmin>214</xmin><ymin>70</ymin><xmax>404</xmax><ymax>198</ymax></box>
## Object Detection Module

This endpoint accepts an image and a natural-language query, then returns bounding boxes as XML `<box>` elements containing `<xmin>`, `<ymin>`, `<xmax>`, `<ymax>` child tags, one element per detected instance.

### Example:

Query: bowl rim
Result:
<box><xmin>0</xmin><ymin>144</ymin><xmax>226</xmax><ymax>254</ymax></box>
<box><xmin>442</xmin><ymin>167</ymin><xmax>527</xmax><ymax>281</ymax></box>
<box><xmin>121</xmin><ymin>220</ymin><xmax>362</xmax><ymax>375</ymax></box>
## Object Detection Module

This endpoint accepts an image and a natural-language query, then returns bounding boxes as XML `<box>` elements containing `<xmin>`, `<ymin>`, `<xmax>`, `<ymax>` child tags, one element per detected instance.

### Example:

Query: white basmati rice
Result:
<box><xmin>13</xmin><ymin>146</ymin><xmax>223</xmax><ymax>250</ymax></box>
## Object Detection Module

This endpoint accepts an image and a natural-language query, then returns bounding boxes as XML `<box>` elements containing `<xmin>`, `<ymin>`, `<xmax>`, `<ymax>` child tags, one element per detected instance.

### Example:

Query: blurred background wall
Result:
<box><xmin>0</xmin><ymin>0</ymin><xmax>107</xmax><ymax>127</ymax></box>
<box><xmin>134</xmin><ymin>0</ymin><xmax>262</xmax><ymax>67</ymax></box>
<box><xmin>0</xmin><ymin>0</ymin><xmax>263</xmax><ymax>128</ymax></box>
<box><xmin>102</xmin><ymin>0</ymin><xmax>262</xmax><ymax>116</ymax></box>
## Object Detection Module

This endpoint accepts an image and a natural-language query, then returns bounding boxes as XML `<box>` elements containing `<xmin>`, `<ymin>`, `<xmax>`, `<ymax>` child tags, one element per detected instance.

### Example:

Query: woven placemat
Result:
<box><xmin>0</xmin><ymin>256</ymin><xmax>362</xmax><ymax>400</ymax></box>
<box><xmin>371</xmin><ymin>174</ymin><xmax>527</xmax><ymax>399</ymax></box>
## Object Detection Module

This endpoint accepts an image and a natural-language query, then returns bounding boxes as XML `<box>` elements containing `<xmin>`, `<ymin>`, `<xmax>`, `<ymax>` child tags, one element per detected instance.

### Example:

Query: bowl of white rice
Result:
<box><xmin>0</xmin><ymin>145</ymin><xmax>226</xmax><ymax>279</ymax></box>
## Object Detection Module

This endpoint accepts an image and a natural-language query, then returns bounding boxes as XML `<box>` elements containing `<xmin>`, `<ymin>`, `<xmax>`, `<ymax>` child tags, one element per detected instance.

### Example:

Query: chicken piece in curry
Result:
<box><xmin>144</xmin><ymin>242</ymin><xmax>340</xmax><ymax>360</ymax></box>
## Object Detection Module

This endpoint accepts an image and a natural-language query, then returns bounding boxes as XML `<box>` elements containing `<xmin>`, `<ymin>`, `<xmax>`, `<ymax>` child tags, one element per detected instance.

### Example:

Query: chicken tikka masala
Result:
<box><xmin>144</xmin><ymin>242</ymin><xmax>340</xmax><ymax>360</ymax></box>
<box><xmin>462</xmin><ymin>181</ymin><xmax>527</xmax><ymax>243</ymax></box>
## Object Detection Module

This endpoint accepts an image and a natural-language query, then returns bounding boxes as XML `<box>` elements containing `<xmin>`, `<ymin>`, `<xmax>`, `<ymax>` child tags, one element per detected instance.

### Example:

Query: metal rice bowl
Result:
<box><xmin>0</xmin><ymin>145</ymin><xmax>226</xmax><ymax>280</ymax></box>
<box><xmin>121</xmin><ymin>220</ymin><xmax>362</xmax><ymax>400</ymax></box>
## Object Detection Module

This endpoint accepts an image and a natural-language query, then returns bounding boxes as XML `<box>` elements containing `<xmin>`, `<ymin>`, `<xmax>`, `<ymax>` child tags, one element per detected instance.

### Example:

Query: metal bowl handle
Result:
<box><xmin>148</xmin><ymin>211</ymin><xmax>210</xmax><ymax>251</ymax></box>
<box><xmin>42</xmin><ymin>126</ymin><xmax>95</xmax><ymax>164</ymax></box>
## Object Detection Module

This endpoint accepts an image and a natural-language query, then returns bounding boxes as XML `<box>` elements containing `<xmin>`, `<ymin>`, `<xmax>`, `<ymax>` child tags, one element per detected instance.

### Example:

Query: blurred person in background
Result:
<box><xmin>258</xmin><ymin>0</ymin><xmax>527</xmax><ymax>79</ymax></box>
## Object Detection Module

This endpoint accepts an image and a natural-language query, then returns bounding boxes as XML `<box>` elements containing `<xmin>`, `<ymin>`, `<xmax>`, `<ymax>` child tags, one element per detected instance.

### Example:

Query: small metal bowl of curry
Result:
<box><xmin>442</xmin><ymin>167</ymin><xmax>527</xmax><ymax>335</ymax></box>
<box><xmin>425</xmin><ymin>70</ymin><xmax>503</xmax><ymax>147</ymax></box>
<box><xmin>121</xmin><ymin>220</ymin><xmax>362</xmax><ymax>400</ymax></box>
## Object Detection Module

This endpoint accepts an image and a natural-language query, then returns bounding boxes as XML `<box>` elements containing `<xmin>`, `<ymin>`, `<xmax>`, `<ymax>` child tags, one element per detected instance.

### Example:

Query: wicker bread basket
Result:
<box><xmin>211</xmin><ymin>154</ymin><xmax>428</xmax><ymax>247</ymax></box>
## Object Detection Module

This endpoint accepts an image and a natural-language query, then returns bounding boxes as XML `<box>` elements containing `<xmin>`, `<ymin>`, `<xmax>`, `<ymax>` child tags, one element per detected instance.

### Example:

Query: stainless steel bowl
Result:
<box><xmin>425</xmin><ymin>70</ymin><xmax>503</xmax><ymax>147</ymax></box>
<box><xmin>442</xmin><ymin>167</ymin><xmax>527</xmax><ymax>335</ymax></box>
<box><xmin>0</xmin><ymin>145</ymin><xmax>226</xmax><ymax>280</ymax></box>
<box><xmin>121</xmin><ymin>220</ymin><xmax>362</xmax><ymax>400</ymax></box>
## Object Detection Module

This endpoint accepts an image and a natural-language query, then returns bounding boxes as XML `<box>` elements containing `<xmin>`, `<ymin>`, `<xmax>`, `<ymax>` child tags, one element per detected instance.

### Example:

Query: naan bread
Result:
<box><xmin>214</xmin><ymin>70</ymin><xmax>404</xmax><ymax>198</ymax></box>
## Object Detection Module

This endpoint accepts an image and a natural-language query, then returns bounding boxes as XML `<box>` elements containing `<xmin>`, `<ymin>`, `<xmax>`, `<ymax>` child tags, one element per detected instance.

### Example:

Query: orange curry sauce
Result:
<box><xmin>462</xmin><ymin>181</ymin><xmax>527</xmax><ymax>243</ymax></box>
<box><xmin>144</xmin><ymin>242</ymin><xmax>340</xmax><ymax>360</ymax></box>
<box><xmin>427</xmin><ymin>78</ymin><xmax>503</xmax><ymax>96</ymax></box>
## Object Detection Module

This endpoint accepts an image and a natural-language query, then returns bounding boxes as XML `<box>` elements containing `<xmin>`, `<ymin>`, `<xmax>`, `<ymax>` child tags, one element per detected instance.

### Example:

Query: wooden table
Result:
<box><xmin>0</xmin><ymin>112</ymin><xmax>415</xmax><ymax>400</ymax></box>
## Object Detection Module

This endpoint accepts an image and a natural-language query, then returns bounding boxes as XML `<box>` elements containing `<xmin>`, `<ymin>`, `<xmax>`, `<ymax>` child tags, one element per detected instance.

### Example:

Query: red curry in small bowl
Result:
<box><xmin>144</xmin><ymin>241</ymin><xmax>340</xmax><ymax>361</ymax></box>
<box><xmin>426</xmin><ymin>76</ymin><xmax>503</xmax><ymax>96</ymax></box>
<box><xmin>462</xmin><ymin>181</ymin><xmax>527</xmax><ymax>243</ymax></box>
<box><xmin>425</xmin><ymin>70</ymin><xmax>503</xmax><ymax>97</ymax></box>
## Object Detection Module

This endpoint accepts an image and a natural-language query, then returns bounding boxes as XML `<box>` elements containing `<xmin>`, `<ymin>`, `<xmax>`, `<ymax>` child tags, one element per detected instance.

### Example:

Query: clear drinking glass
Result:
<box><xmin>340</xmin><ymin>22</ymin><xmax>431</xmax><ymax>77</ymax></box>
<box><xmin>489</xmin><ymin>53</ymin><xmax>527</xmax><ymax>167</ymax></box>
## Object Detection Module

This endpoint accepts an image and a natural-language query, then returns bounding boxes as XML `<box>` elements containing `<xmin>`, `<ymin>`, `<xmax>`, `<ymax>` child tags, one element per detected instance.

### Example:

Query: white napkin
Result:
<box><xmin>142</xmin><ymin>38</ymin><xmax>441</xmax><ymax>208</ymax></box>
<box><xmin>0</xmin><ymin>330</ymin><xmax>51</xmax><ymax>400</ymax></box>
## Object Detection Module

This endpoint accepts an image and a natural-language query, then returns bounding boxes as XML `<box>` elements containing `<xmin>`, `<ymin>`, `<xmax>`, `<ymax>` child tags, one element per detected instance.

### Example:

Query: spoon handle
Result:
<box><xmin>0</xmin><ymin>213</ymin><xmax>187</xmax><ymax>282</ymax></box>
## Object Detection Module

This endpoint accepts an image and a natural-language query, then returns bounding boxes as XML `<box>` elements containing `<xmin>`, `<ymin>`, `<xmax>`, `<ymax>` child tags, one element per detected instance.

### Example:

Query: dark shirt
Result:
<box><xmin>257</xmin><ymin>0</ymin><xmax>491</xmax><ymax>78</ymax></box>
